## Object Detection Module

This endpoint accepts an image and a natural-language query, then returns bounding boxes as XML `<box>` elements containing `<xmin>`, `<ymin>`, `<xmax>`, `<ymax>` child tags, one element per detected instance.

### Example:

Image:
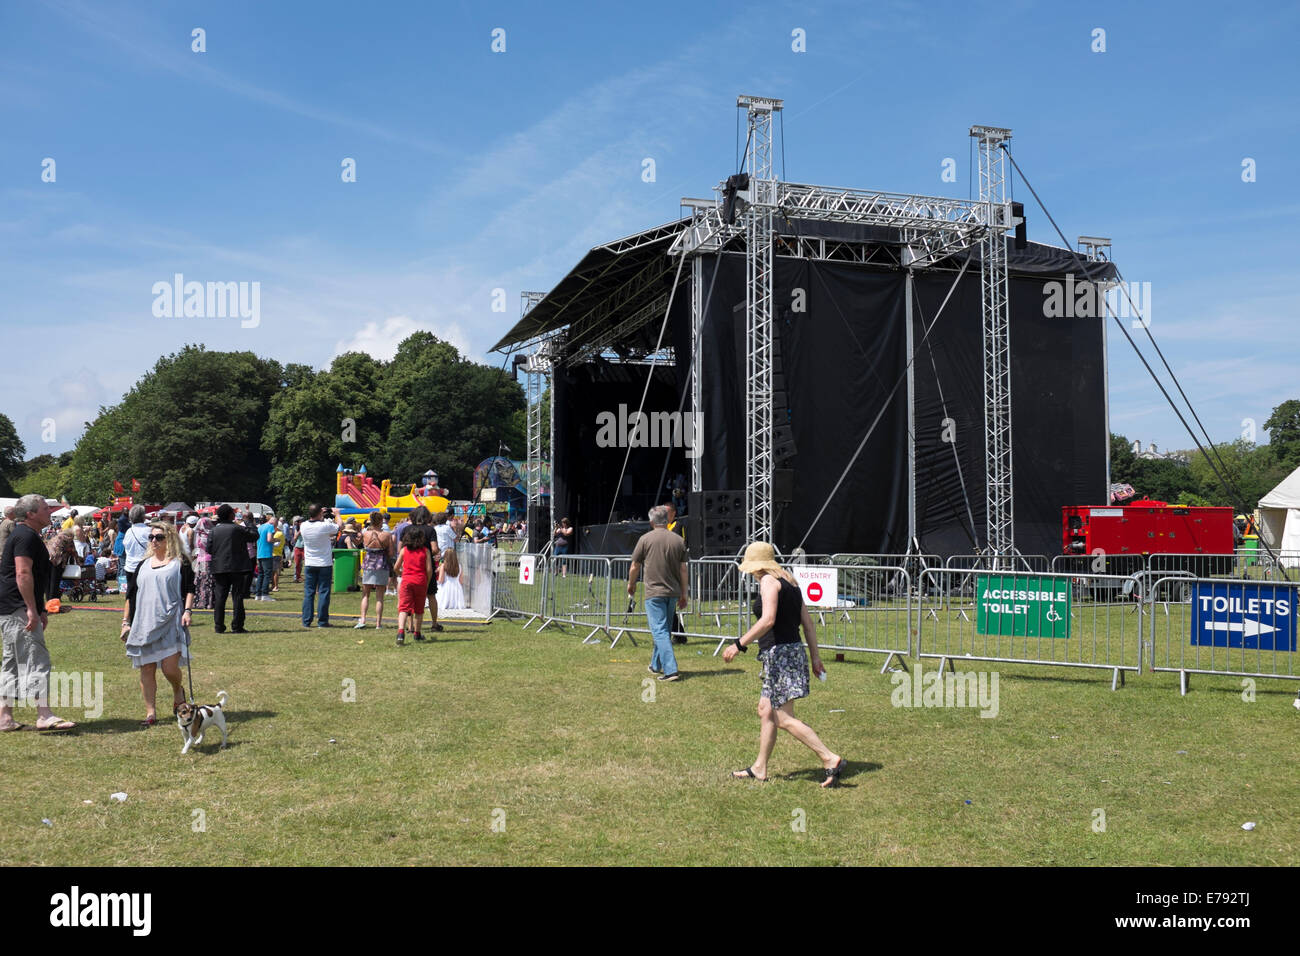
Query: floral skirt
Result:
<box><xmin>193</xmin><ymin>566</ymin><xmax>214</xmax><ymax>609</ymax></box>
<box><xmin>758</xmin><ymin>642</ymin><xmax>810</xmax><ymax>708</ymax></box>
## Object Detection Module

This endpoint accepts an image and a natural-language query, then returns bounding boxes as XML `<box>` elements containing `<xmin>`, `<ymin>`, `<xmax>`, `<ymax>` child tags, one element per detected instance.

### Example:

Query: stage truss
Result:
<box><xmin>517</xmin><ymin>93</ymin><xmax>1021</xmax><ymax>559</ymax></box>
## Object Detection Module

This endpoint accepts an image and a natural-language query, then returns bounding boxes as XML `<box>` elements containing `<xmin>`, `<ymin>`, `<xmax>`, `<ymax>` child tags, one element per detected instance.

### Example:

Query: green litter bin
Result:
<box><xmin>1243</xmin><ymin>534</ymin><xmax>1259</xmax><ymax>566</ymax></box>
<box><xmin>332</xmin><ymin>549</ymin><xmax>359</xmax><ymax>593</ymax></box>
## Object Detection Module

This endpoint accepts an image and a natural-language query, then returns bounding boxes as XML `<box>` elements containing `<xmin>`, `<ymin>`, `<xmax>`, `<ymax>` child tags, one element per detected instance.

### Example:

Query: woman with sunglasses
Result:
<box><xmin>120</xmin><ymin>522</ymin><xmax>195</xmax><ymax>726</ymax></box>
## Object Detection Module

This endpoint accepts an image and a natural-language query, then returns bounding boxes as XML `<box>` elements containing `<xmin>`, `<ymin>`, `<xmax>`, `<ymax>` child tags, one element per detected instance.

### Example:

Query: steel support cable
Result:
<box><xmin>1111</xmin><ymin>260</ymin><xmax>1242</xmax><ymax>511</ymax></box>
<box><xmin>603</xmin><ymin>250</ymin><xmax>688</xmax><ymax>528</ymax></box>
<box><xmin>1001</xmin><ymin>145</ymin><xmax>1290</xmax><ymax>579</ymax></box>
<box><xmin>796</xmin><ymin>248</ymin><xmax>975</xmax><ymax>551</ymax></box>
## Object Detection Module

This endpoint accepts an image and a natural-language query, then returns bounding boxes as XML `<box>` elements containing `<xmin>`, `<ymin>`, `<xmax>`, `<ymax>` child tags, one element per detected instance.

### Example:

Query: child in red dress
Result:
<box><xmin>395</xmin><ymin>526</ymin><xmax>432</xmax><ymax>646</ymax></box>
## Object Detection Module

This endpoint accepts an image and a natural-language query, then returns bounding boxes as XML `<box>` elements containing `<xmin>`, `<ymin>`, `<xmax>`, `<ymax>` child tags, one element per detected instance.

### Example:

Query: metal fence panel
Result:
<box><xmin>1146</xmin><ymin>575</ymin><xmax>1300</xmax><ymax>694</ymax></box>
<box><xmin>944</xmin><ymin>554</ymin><xmax>1052</xmax><ymax>573</ymax></box>
<box><xmin>917</xmin><ymin>568</ymin><xmax>1141</xmax><ymax>688</ymax></box>
<box><xmin>489</xmin><ymin>550</ymin><xmax>548</xmax><ymax>629</ymax></box>
<box><xmin>805</xmin><ymin>565</ymin><xmax>912</xmax><ymax>672</ymax></box>
<box><xmin>541</xmin><ymin>555</ymin><xmax>612</xmax><ymax>643</ymax></box>
<box><xmin>1051</xmin><ymin>553</ymin><xmax>1148</xmax><ymax>578</ymax></box>
<box><xmin>599</xmin><ymin>555</ymin><xmax>746</xmax><ymax>650</ymax></box>
<box><xmin>1147</xmin><ymin>552</ymin><xmax>1242</xmax><ymax>581</ymax></box>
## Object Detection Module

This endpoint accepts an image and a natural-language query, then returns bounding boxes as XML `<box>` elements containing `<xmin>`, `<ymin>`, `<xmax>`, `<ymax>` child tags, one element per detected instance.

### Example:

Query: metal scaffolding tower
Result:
<box><xmin>740</xmin><ymin>95</ymin><xmax>781</xmax><ymax>545</ymax></box>
<box><xmin>970</xmin><ymin>126</ymin><xmax>1015</xmax><ymax>562</ymax></box>
<box><xmin>673</xmin><ymin>97</ymin><xmax>1012</xmax><ymax>554</ymax></box>
<box><xmin>521</xmin><ymin>291</ymin><xmax>552</xmax><ymax>535</ymax></box>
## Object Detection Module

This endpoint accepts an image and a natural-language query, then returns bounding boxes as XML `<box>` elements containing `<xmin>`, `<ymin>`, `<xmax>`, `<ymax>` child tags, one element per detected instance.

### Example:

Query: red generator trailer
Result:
<box><xmin>1062</xmin><ymin>499</ymin><xmax>1235</xmax><ymax>576</ymax></box>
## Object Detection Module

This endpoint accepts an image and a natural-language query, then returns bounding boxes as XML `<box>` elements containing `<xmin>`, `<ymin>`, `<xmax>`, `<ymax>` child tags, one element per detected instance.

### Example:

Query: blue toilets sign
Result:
<box><xmin>1191</xmin><ymin>582</ymin><xmax>1296</xmax><ymax>651</ymax></box>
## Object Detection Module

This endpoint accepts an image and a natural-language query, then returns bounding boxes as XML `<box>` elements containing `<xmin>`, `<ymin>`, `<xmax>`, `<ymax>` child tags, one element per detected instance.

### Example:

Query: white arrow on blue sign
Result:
<box><xmin>1191</xmin><ymin>581</ymin><xmax>1296</xmax><ymax>651</ymax></box>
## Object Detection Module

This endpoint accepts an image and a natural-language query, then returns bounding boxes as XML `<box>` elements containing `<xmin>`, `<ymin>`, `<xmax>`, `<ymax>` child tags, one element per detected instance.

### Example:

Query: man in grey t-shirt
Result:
<box><xmin>628</xmin><ymin>505</ymin><xmax>689</xmax><ymax>681</ymax></box>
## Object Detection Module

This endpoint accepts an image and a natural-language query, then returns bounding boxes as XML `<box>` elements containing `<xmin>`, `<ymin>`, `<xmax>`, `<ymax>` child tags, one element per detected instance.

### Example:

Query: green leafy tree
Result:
<box><xmin>67</xmin><ymin>346</ymin><xmax>284</xmax><ymax>504</ymax></box>
<box><xmin>12</xmin><ymin>457</ymin><xmax>72</xmax><ymax>499</ymax></box>
<box><xmin>375</xmin><ymin>333</ymin><xmax>525</xmax><ymax>497</ymax></box>
<box><xmin>1264</xmin><ymin>399</ymin><xmax>1300</xmax><ymax>471</ymax></box>
<box><xmin>262</xmin><ymin>352</ymin><xmax>389</xmax><ymax>514</ymax></box>
<box><xmin>1188</xmin><ymin>439</ymin><xmax>1288</xmax><ymax>512</ymax></box>
<box><xmin>0</xmin><ymin>414</ymin><xmax>26</xmax><ymax>496</ymax></box>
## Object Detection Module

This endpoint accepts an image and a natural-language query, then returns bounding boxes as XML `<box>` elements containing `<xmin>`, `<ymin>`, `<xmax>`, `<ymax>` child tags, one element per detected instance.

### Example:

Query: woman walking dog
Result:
<box><xmin>722</xmin><ymin>542</ymin><xmax>846</xmax><ymax>787</ymax></box>
<box><xmin>120</xmin><ymin>522</ymin><xmax>194</xmax><ymax>726</ymax></box>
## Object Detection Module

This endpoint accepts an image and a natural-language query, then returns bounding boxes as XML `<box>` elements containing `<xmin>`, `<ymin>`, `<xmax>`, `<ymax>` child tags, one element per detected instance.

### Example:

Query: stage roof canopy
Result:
<box><xmin>491</xmin><ymin>218</ymin><xmax>688</xmax><ymax>355</ymax></box>
<box><xmin>492</xmin><ymin>213</ymin><xmax>1115</xmax><ymax>360</ymax></box>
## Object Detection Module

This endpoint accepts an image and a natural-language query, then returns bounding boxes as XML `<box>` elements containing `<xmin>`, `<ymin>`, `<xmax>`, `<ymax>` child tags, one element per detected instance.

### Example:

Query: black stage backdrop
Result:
<box><xmin>552</xmin><ymin>242</ymin><xmax>1109</xmax><ymax>558</ymax></box>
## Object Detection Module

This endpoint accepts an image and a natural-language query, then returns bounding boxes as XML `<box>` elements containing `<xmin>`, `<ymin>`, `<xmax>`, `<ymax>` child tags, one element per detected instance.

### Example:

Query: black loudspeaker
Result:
<box><xmin>688</xmin><ymin>490</ymin><xmax>746</xmax><ymax>556</ymax></box>
<box><xmin>772</xmin><ymin>468</ymin><xmax>794</xmax><ymax>504</ymax></box>
<box><xmin>1011</xmin><ymin>201</ymin><xmax>1027</xmax><ymax>250</ymax></box>
<box><xmin>772</xmin><ymin>323</ymin><xmax>797</xmax><ymax>463</ymax></box>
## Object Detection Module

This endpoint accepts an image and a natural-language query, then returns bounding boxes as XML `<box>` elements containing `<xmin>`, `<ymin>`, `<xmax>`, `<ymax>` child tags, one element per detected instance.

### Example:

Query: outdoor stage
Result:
<box><xmin>494</xmin><ymin>97</ymin><xmax>1117</xmax><ymax>560</ymax></box>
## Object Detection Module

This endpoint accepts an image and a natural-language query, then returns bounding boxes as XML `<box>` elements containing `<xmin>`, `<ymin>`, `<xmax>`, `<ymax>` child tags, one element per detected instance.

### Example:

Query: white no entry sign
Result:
<box><xmin>792</xmin><ymin>567</ymin><xmax>837</xmax><ymax>607</ymax></box>
<box><xmin>519</xmin><ymin>554</ymin><xmax>536</xmax><ymax>586</ymax></box>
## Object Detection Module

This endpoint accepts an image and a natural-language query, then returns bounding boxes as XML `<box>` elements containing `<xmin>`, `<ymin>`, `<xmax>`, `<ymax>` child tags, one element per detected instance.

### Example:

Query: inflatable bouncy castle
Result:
<box><xmin>334</xmin><ymin>465</ymin><xmax>450</xmax><ymax>520</ymax></box>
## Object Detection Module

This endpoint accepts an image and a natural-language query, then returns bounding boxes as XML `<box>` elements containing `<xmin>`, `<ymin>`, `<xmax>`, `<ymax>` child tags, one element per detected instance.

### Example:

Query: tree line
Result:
<box><xmin>0</xmin><ymin>334</ymin><xmax>528</xmax><ymax>515</ymax></box>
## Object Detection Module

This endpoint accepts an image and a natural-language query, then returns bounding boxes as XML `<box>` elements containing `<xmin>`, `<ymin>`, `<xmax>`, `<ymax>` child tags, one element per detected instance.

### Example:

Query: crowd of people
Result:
<box><xmin>1</xmin><ymin>493</ymin><xmax>846</xmax><ymax>787</ymax></box>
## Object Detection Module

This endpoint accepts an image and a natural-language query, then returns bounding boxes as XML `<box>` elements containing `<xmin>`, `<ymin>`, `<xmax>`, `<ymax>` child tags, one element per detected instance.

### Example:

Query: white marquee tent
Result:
<box><xmin>1257</xmin><ymin>464</ymin><xmax>1300</xmax><ymax>568</ymax></box>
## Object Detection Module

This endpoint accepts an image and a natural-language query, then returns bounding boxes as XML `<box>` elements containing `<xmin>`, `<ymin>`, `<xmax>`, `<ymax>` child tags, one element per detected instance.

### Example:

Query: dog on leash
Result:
<box><xmin>176</xmin><ymin>691</ymin><xmax>229</xmax><ymax>754</ymax></box>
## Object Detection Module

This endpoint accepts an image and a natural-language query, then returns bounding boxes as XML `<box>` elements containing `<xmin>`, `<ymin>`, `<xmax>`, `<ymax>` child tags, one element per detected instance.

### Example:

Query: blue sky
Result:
<box><xmin>2</xmin><ymin>0</ymin><xmax>1297</xmax><ymax>462</ymax></box>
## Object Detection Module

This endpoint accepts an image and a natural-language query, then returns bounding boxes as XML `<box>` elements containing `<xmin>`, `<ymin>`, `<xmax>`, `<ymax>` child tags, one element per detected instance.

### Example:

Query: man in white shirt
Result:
<box><xmin>121</xmin><ymin>505</ymin><xmax>152</xmax><ymax>624</ymax></box>
<box><xmin>299</xmin><ymin>504</ymin><xmax>342</xmax><ymax>627</ymax></box>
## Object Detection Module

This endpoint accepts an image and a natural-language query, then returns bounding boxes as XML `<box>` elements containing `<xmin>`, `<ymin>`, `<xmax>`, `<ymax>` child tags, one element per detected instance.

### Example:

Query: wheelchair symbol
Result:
<box><xmin>1045</xmin><ymin>605</ymin><xmax>1063</xmax><ymax>623</ymax></box>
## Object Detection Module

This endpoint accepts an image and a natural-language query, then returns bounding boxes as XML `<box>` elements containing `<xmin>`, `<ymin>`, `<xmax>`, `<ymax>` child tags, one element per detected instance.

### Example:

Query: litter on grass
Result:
<box><xmin>1242</xmin><ymin>822</ymin><xmax>1256</xmax><ymax>831</ymax></box>
<box><xmin>110</xmin><ymin>792</ymin><xmax>127</xmax><ymax>802</ymax></box>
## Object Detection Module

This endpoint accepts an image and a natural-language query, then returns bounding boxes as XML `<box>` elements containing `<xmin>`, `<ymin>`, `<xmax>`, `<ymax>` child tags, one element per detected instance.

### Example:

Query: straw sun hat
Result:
<box><xmin>737</xmin><ymin>542</ymin><xmax>784</xmax><ymax>575</ymax></box>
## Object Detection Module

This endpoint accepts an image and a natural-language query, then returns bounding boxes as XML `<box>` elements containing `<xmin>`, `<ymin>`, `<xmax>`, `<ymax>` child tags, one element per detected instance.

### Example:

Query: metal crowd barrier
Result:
<box><xmin>488</xmin><ymin>550</ymin><xmax>548</xmax><ymax>629</ymax></box>
<box><xmin>602</xmin><ymin>555</ymin><xmax>746</xmax><ymax>651</ymax></box>
<box><xmin>1232</xmin><ymin>548</ymin><xmax>1300</xmax><ymax>581</ymax></box>
<box><xmin>806</xmin><ymin>565</ymin><xmax>912</xmax><ymax>672</ymax></box>
<box><xmin>917</xmin><ymin>568</ymin><xmax>1142</xmax><ymax>690</ymax></box>
<box><xmin>1051</xmin><ymin>553</ymin><xmax>1148</xmax><ymax>578</ymax></box>
<box><xmin>540</xmin><ymin>554</ymin><xmax>613</xmax><ymax>644</ymax></box>
<box><xmin>1145</xmin><ymin>575</ymin><xmax>1300</xmax><ymax>695</ymax></box>
<box><xmin>1147</xmin><ymin>552</ymin><xmax>1241</xmax><ymax>581</ymax></box>
<box><xmin>945</xmin><ymin>553</ymin><xmax>1052</xmax><ymax>573</ymax></box>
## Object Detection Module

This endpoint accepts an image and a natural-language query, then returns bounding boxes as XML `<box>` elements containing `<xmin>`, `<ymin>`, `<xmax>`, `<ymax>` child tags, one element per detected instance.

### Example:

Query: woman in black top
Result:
<box><xmin>723</xmin><ymin>542</ymin><xmax>846</xmax><ymax>786</ymax></box>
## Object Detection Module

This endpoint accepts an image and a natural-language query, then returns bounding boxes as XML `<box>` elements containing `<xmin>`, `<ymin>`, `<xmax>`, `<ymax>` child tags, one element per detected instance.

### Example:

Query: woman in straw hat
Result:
<box><xmin>723</xmin><ymin>542</ymin><xmax>846</xmax><ymax>786</ymax></box>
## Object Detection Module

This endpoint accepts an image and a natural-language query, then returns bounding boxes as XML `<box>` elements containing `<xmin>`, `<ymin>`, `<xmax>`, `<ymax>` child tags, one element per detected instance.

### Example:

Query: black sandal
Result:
<box><xmin>731</xmin><ymin>767</ymin><xmax>766</xmax><ymax>781</ymax></box>
<box><xmin>822</xmin><ymin>757</ymin><xmax>847</xmax><ymax>787</ymax></box>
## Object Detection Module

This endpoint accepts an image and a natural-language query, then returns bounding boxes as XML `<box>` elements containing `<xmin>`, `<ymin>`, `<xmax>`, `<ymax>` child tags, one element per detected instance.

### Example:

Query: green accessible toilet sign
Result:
<box><xmin>975</xmin><ymin>575</ymin><xmax>1071</xmax><ymax>638</ymax></box>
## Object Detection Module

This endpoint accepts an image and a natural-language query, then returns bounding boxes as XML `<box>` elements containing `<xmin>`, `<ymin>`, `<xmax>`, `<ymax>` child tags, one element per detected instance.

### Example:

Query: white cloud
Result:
<box><xmin>332</xmin><ymin>316</ymin><xmax>471</xmax><ymax>364</ymax></box>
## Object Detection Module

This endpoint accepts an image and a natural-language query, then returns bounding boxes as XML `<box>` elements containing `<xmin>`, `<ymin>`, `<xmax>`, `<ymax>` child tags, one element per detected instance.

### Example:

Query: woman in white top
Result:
<box><xmin>120</xmin><ymin>522</ymin><xmax>194</xmax><ymax>727</ymax></box>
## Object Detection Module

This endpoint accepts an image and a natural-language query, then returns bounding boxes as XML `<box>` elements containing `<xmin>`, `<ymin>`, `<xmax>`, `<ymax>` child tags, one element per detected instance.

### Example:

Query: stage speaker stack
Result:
<box><xmin>687</xmin><ymin>490</ymin><xmax>745</xmax><ymax>556</ymax></box>
<box><xmin>772</xmin><ymin>331</ymin><xmax>798</xmax><ymax>464</ymax></box>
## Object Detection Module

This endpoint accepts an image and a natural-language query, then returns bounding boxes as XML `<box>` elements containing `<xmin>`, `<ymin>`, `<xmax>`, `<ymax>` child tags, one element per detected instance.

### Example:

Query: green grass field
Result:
<box><xmin>2</xmin><ymin>577</ymin><xmax>1298</xmax><ymax>866</ymax></box>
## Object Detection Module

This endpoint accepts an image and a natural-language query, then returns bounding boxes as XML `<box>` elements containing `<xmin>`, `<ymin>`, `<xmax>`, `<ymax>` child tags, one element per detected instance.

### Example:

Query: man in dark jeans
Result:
<box><xmin>207</xmin><ymin>504</ymin><xmax>258</xmax><ymax>633</ymax></box>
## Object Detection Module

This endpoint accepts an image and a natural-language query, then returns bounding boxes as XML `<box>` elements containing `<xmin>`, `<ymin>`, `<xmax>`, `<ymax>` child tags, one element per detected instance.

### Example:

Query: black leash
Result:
<box><xmin>183</xmin><ymin>625</ymin><xmax>195</xmax><ymax>704</ymax></box>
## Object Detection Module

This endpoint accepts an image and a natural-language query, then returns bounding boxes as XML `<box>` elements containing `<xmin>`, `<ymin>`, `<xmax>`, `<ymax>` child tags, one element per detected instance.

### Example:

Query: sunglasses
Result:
<box><xmin>148</xmin><ymin>534</ymin><xmax>167</xmax><ymax>542</ymax></box>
